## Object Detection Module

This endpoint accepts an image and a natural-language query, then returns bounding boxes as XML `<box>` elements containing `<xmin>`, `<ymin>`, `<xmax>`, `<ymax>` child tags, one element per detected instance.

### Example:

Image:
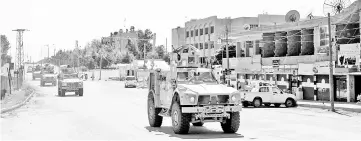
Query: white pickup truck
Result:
<box><xmin>241</xmin><ymin>86</ymin><xmax>297</xmax><ymax>108</ymax></box>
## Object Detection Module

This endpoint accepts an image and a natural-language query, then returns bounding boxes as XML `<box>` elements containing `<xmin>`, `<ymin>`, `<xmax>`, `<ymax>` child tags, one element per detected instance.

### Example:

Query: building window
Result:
<box><xmin>186</xmin><ymin>31</ymin><xmax>189</xmax><ymax>37</ymax></box>
<box><xmin>191</xmin><ymin>30</ymin><xmax>193</xmax><ymax>37</ymax></box>
<box><xmin>195</xmin><ymin>29</ymin><xmax>198</xmax><ymax>36</ymax></box>
<box><xmin>183</xmin><ymin>48</ymin><xmax>189</xmax><ymax>53</ymax></box>
<box><xmin>211</xmin><ymin>26</ymin><xmax>214</xmax><ymax>33</ymax></box>
<box><xmin>205</xmin><ymin>43</ymin><xmax>208</xmax><ymax>49</ymax></box>
<box><xmin>194</xmin><ymin>43</ymin><xmax>198</xmax><ymax>49</ymax></box>
<box><xmin>200</xmin><ymin>43</ymin><xmax>203</xmax><ymax>49</ymax></box>
<box><xmin>200</xmin><ymin>29</ymin><xmax>203</xmax><ymax>35</ymax></box>
<box><xmin>320</xmin><ymin>27</ymin><xmax>329</xmax><ymax>46</ymax></box>
<box><xmin>205</xmin><ymin>27</ymin><xmax>208</xmax><ymax>34</ymax></box>
<box><xmin>210</xmin><ymin>42</ymin><xmax>214</xmax><ymax>48</ymax></box>
<box><xmin>250</xmin><ymin>24</ymin><xmax>258</xmax><ymax>29</ymax></box>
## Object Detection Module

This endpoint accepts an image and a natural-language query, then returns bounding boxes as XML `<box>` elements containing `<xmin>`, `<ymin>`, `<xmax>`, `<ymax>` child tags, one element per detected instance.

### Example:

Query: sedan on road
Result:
<box><xmin>125</xmin><ymin>76</ymin><xmax>137</xmax><ymax>88</ymax></box>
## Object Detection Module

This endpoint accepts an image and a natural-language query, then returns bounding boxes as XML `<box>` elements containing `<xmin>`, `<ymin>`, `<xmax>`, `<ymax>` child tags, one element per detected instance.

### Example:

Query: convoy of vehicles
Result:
<box><xmin>57</xmin><ymin>65</ymin><xmax>83</xmax><ymax>97</ymax></box>
<box><xmin>241</xmin><ymin>85</ymin><xmax>297</xmax><ymax>108</ymax></box>
<box><xmin>147</xmin><ymin>66</ymin><xmax>242</xmax><ymax>134</ymax></box>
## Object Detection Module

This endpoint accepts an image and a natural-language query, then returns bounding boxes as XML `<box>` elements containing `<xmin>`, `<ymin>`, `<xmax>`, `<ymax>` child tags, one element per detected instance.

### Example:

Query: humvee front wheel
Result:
<box><xmin>147</xmin><ymin>93</ymin><xmax>163</xmax><ymax>127</ymax></box>
<box><xmin>171</xmin><ymin>101</ymin><xmax>190</xmax><ymax>134</ymax></box>
<box><xmin>79</xmin><ymin>88</ymin><xmax>83</xmax><ymax>96</ymax></box>
<box><xmin>61</xmin><ymin>89</ymin><xmax>66</xmax><ymax>97</ymax></box>
<box><xmin>221</xmin><ymin>112</ymin><xmax>240</xmax><ymax>133</ymax></box>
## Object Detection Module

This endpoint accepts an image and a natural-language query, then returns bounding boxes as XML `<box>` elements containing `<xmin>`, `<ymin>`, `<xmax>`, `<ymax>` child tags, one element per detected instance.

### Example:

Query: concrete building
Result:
<box><xmin>103</xmin><ymin>28</ymin><xmax>139</xmax><ymax>55</ymax></box>
<box><xmin>172</xmin><ymin>14</ymin><xmax>286</xmax><ymax>67</ymax></box>
<box><xmin>225</xmin><ymin>0</ymin><xmax>361</xmax><ymax>103</ymax></box>
<box><xmin>171</xmin><ymin>27</ymin><xmax>186</xmax><ymax>50</ymax></box>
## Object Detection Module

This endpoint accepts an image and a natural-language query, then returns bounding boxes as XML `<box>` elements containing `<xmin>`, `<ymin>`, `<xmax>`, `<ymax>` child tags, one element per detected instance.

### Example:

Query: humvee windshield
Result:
<box><xmin>177</xmin><ymin>70</ymin><xmax>217</xmax><ymax>84</ymax></box>
<box><xmin>189</xmin><ymin>72</ymin><xmax>217</xmax><ymax>83</ymax></box>
<box><xmin>63</xmin><ymin>74</ymin><xmax>78</xmax><ymax>79</ymax></box>
<box><xmin>61</xmin><ymin>68</ymin><xmax>76</xmax><ymax>74</ymax></box>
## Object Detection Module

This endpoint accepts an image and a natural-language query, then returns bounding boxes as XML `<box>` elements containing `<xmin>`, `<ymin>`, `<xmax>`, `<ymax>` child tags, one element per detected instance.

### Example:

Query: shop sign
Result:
<box><xmin>262</xmin><ymin>67</ymin><xmax>295</xmax><ymax>74</ymax></box>
<box><xmin>298</xmin><ymin>63</ymin><xmax>314</xmax><ymax>75</ymax></box>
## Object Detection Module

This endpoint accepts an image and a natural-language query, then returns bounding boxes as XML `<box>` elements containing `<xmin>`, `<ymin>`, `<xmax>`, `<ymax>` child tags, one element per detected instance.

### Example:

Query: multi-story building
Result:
<box><xmin>102</xmin><ymin>28</ymin><xmax>139</xmax><ymax>55</ymax></box>
<box><xmin>172</xmin><ymin>27</ymin><xmax>186</xmax><ymax>50</ymax></box>
<box><xmin>172</xmin><ymin>14</ymin><xmax>286</xmax><ymax>67</ymax></box>
<box><xmin>226</xmin><ymin>0</ymin><xmax>361</xmax><ymax>103</ymax></box>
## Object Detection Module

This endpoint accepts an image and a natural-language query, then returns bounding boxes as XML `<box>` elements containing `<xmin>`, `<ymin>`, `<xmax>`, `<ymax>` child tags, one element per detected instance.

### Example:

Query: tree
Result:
<box><xmin>1</xmin><ymin>35</ymin><xmax>11</xmax><ymax>66</ymax></box>
<box><xmin>137</xmin><ymin>29</ymin><xmax>154</xmax><ymax>59</ymax></box>
<box><xmin>120</xmin><ymin>53</ymin><xmax>134</xmax><ymax>64</ymax></box>
<box><xmin>155</xmin><ymin>45</ymin><xmax>166</xmax><ymax>59</ymax></box>
<box><xmin>163</xmin><ymin>53</ymin><xmax>170</xmax><ymax>64</ymax></box>
<box><xmin>126</xmin><ymin>39</ymin><xmax>139</xmax><ymax>58</ymax></box>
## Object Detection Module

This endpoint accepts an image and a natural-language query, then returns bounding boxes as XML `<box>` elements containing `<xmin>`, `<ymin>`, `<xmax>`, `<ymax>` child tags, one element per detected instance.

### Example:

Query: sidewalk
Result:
<box><xmin>298</xmin><ymin>100</ymin><xmax>361</xmax><ymax>113</ymax></box>
<box><xmin>1</xmin><ymin>83</ymin><xmax>34</xmax><ymax>113</ymax></box>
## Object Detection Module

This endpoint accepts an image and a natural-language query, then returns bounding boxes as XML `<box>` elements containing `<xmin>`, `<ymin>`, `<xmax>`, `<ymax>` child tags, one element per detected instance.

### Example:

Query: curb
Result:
<box><xmin>1</xmin><ymin>90</ymin><xmax>36</xmax><ymax>114</ymax></box>
<box><xmin>298</xmin><ymin>103</ymin><xmax>361</xmax><ymax>113</ymax></box>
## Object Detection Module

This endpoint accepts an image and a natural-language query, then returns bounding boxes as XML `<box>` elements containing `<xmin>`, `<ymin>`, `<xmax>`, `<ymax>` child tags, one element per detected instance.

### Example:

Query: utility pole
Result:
<box><xmin>47</xmin><ymin>44</ymin><xmax>49</xmax><ymax>59</ymax></box>
<box><xmin>144</xmin><ymin>42</ymin><xmax>146</xmax><ymax>66</ymax></box>
<box><xmin>328</xmin><ymin>13</ymin><xmax>335</xmax><ymax>112</ymax></box>
<box><xmin>12</xmin><ymin>29</ymin><xmax>29</xmax><ymax>82</ymax></box>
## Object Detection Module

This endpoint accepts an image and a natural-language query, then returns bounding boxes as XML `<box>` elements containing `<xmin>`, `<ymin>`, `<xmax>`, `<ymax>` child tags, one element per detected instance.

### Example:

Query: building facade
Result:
<box><xmin>226</xmin><ymin>0</ymin><xmax>361</xmax><ymax>103</ymax></box>
<box><xmin>103</xmin><ymin>28</ymin><xmax>139</xmax><ymax>55</ymax></box>
<box><xmin>172</xmin><ymin>27</ymin><xmax>186</xmax><ymax>50</ymax></box>
<box><xmin>172</xmin><ymin>15</ymin><xmax>286</xmax><ymax>67</ymax></box>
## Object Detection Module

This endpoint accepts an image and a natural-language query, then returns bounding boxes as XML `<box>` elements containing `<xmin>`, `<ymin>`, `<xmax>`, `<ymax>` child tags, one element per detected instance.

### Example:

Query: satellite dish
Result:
<box><xmin>323</xmin><ymin>0</ymin><xmax>351</xmax><ymax>16</ymax></box>
<box><xmin>285</xmin><ymin>10</ymin><xmax>300</xmax><ymax>22</ymax></box>
<box><xmin>243</xmin><ymin>24</ymin><xmax>251</xmax><ymax>30</ymax></box>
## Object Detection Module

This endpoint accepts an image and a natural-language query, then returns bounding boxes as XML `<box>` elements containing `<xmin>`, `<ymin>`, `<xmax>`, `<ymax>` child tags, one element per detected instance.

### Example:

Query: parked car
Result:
<box><xmin>241</xmin><ymin>85</ymin><xmax>297</xmax><ymax>108</ymax></box>
<box><xmin>125</xmin><ymin>76</ymin><xmax>137</xmax><ymax>88</ymax></box>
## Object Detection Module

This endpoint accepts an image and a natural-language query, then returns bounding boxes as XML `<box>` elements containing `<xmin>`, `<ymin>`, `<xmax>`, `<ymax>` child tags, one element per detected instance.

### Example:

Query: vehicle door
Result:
<box><xmin>164</xmin><ymin>72</ymin><xmax>173</xmax><ymax>108</ymax></box>
<box><xmin>271</xmin><ymin>87</ymin><xmax>286</xmax><ymax>103</ymax></box>
<box><xmin>258</xmin><ymin>87</ymin><xmax>272</xmax><ymax>103</ymax></box>
<box><xmin>159</xmin><ymin>72</ymin><xmax>167</xmax><ymax>107</ymax></box>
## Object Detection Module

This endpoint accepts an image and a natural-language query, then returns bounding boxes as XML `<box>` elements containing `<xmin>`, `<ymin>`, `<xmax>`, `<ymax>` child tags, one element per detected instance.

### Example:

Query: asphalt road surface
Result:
<box><xmin>1</xmin><ymin>73</ymin><xmax>361</xmax><ymax>140</ymax></box>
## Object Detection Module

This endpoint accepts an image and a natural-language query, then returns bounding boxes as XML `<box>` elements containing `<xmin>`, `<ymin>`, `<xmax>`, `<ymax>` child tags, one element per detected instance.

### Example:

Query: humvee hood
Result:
<box><xmin>178</xmin><ymin>84</ymin><xmax>237</xmax><ymax>95</ymax></box>
<box><xmin>63</xmin><ymin>79</ymin><xmax>81</xmax><ymax>83</ymax></box>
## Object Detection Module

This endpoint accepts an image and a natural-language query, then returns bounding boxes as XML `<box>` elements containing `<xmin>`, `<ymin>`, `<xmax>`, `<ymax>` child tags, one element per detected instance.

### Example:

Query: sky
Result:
<box><xmin>0</xmin><ymin>0</ymin><xmax>356</xmax><ymax>62</ymax></box>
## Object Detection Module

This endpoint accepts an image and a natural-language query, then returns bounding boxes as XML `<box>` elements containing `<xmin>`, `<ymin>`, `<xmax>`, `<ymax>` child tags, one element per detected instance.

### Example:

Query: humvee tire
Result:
<box><xmin>221</xmin><ymin>112</ymin><xmax>240</xmax><ymax>133</ymax></box>
<box><xmin>171</xmin><ymin>101</ymin><xmax>191</xmax><ymax>134</ymax></box>
<box><xmin>192</xmin><ymin>122</ymin><xmax>204</xmax><ymax>126</ymax></box>
<box><xmin>61</xmin><ymin>89</ymin><xmax>66</xmax><ymax>97</ymax></box>
<box><xmin>147</xmin><ymin>93</ymin><xmax>163</xmax><ymax>127</ymax></box>
<box><xmin>79</xmin><ymin>88</ymin><xmax>83</xmax><ymax>96</ymax></box>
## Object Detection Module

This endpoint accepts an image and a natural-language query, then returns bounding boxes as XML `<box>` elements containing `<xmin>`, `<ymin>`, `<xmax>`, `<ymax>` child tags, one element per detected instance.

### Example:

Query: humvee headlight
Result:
<box><xmin>231</xmin><ymin>95</ymin><xmax>236</xmax><ymax>102</ymax></box>
<box><xmin>190</xmin><ymin>97</ymin><xmax>195</xmax><ymax>103</ymax></box>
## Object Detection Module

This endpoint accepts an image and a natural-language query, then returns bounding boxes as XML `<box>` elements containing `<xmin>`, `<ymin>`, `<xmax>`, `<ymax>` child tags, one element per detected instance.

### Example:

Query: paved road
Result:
<box><xmin>1</xmin><ymin>74</ymin><xmax>361</xmax><ymax>140</ymax></box>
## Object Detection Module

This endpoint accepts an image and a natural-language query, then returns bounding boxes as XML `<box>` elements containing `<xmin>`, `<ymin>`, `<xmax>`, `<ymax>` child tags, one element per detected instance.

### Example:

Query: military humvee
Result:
<box><xmin>147</xmin><ymin>65</ymin><xmax>242</xmax><ymax>134</ymax></box>
<box><xmin>57</xmin><ymin>65</ymin><xmax>83</xmax><ymax>97</ymax></box>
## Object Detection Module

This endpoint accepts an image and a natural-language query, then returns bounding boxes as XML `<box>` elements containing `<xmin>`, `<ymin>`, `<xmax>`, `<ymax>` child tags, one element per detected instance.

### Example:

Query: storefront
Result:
<box><xmin>262</xmin><ymin>65</ymin><xmax>298</xmax><ymax>93</ymax></box>
<box><xmin>299</xmin><ymin>62</ymin><xmax>350</xmax><ymax>101</ymax></box>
